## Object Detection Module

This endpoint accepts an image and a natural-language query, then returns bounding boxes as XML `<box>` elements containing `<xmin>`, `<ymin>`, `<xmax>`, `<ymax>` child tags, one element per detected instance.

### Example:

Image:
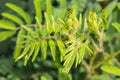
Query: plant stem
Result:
<box><xmin>93</xmin><ymin>50</ymin><xmax>120</xmax><ymax>68</ymax></box>
<box><xmin>16</xmin><ymin>24</ymin><xmax>38</xmax><ymax>30</ymax></box>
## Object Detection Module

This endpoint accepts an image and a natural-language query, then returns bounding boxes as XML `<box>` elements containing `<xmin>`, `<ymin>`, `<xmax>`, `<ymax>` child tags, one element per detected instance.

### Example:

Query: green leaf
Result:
<box><xmin>75</xmin><ymin>49</ymin><xmax>79</xmax><ymax>67</ymax></box>
<box><xmin>0</xmin><ymin>31</ymin><xmax>15</xmax><ymax>42</ymax></box>
<box><xmin>78</xmin><ymin>44</ymin><xmax>85</xmax><ymax>64</ymax></box>
<box><xmin>112</xmin><ymin>22</ymin><xmax>120</xmax><ymax>32</ymax></box>
<box><xmin>6</xmin><ymin>3</ymin><xmax>31</xmax><ymax>24</ymax></box>
<box><xmin>49</xmin><ymin>40</ymin><xmax>56</xmax><ymax>61</ymax></box>
<box><xmin>0</xmin><ymin>20</ymin><xmax>16</xmax><ymax>30</ymax></box>
<box><xmin>58</xmin><ymin>68</ymin><xmax>72</xmax><ymax>80</ymax></box>
<box><xmin>15</xmin><ymin>45</ymin><xmax>31</xmax><ymax>61</ymax></box>
<box><xmin>40</xmin><ymin>73</ymin><xmax>53</xmax><ymax>80</ymax></box>
<box><xmin>46</xmin><ymin>0</ymin><xmax>52</xmax><ymax>17</ymax></box>
<box><xmin>57</xmin><ymin>0</ymin><xmax>67</xmax><ymax>19</ymax></box>
<box><xmin>83</xmin><ymin>17</ymin><xmax>88</xmax><ymax>32</ymax></box>
<box><xmin>104</xmin><ymin>0</ymin><xmax>117</xmax><ymax>17</ymax></box>
<box><xmin>14</xmin><ymin>28</ymin><xmax>26</xmax><ymax>59</ymax></box>
<box><xmin>51</xmin><ymin>15</ymin><xmax>59</xmax><ymax>33</ymax></box>
<box><xmin>64</xmin><ymin>44</ymin><xmax>75</xmax><ymax>55</ymax></box>
<box><xmin>21</xmin><ymin>25</ymin><xmax>39</xmax><ymax>38</ymax></box>
<box><xmin>2</xmin><ymin>12</ymin><xmax>24</xmax><ymax>25</ymax></box>
<box><xmin>63</xmin><ymin>51</ymin><xmax>75</xmax><ymax>73</ymax></box>
<box><xmin>44</xmin><ymin>13</ymin><xmax>52</xmax><ymax>33</ymax></box>
<box><xmin>32</xmin><ymin>42</ymin><xmax>40</xmax><ymax>62</ymax></box>
<box><xmin>41</xmin><ymin>40</ymin><xmax>47</xmax><ymax>60</ymax></box>
<box><xmin>117</xmin><ymin>2</ymin><xmax>120</xmax><ymax>10</ymax></box>
<box><xmin>79</xmin><ymin>13</ymin><xmax>82</xmax><ymax>29</ymax></box>
<box><xmin>56</xmin><ymin>40</ymin><xmax>65</xmax><ymax>61</ymax></box>
<box><xmin>101</xmin><ymin>66</ymin><xmax>120</xmax><ymax>76</ymax></box>
<box><xmin>84</xmin><ymin>44</ymin><xmax>93</xmax><ymax>55</ymax></box>
<box><xmin>34</xmin><ymin>0</ymin><xmax>42</xmax><ymax>23</ymax></box>
<box><xmin>41</xmin><ymin>76</ymin><xmax>47</xmax><ymax>80</ymax></box>
<box><xmin>24</xmin><ymin>43</ymin><xmax>35</xmax><ymax>66</ymax></box>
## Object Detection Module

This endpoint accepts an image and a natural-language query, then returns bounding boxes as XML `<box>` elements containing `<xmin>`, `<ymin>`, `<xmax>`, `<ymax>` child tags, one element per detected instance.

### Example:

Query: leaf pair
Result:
<box><xmin>0</xmin><ymin>20</ymin><xmax>16</xmax><ymax>42</ymax></box>
<box><xmin>49</xmin><ymin>39</ymin><xmax>65</xmax><ymax>61</ymax></box>
<box><xmin>15</xmin><ymin>41</ymin><xmax>40</xmax><ymax>65</ymax></box>
<box><xmin>44</xmin><ymin>13</ymin><xmax>59</xmax><ymax>34</ymax></box>
<box><xmin>63</xmin><ymin>40</ymin><xmax>93</xmax><ymax>73</ymax></box>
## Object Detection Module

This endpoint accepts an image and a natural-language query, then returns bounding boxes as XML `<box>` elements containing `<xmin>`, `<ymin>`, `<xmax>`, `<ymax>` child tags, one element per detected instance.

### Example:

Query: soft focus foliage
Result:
<box><xmin>0</xmin><ymin>0</ymin><xmax>120</xmax><ymax>80</ymax></box>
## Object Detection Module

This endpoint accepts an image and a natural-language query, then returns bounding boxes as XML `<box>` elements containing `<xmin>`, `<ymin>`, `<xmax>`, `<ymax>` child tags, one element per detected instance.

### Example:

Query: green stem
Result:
<box><xmin>93</xmin><ymin>50</ymin><xmax>120</xmax><ymax>68</ymax></box>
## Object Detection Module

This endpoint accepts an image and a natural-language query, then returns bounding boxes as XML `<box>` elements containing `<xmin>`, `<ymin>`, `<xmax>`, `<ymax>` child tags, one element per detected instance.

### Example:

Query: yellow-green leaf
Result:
<box><xmin>41</xmin><ymin>40</ymin><xmax>47</xmax><ymax>60</ymax></box>
<box><xmin>0</xmin><ymin>31</ymin><xmax>15</xmax><ymax>42</ymax></box>
<box><xmin>56</xmin><ymin>40</ymin><xmax>65</xmax><ymax>61</ymax></box>
<box><xmin>112</xmin><ymin>22</ymin><xmax>120</xmax><ymax>32</ymax></box>
<box><xmin>34</xmin><ymin>0</ymin><xmax>42</xmax><ymax>23</ymax></box>
<box><xmin>6</xmin><ymin>3</ymin><xmax>31</xmax><ymax>24</ymax></box>
<box><xmin>63</xmin><ymin>51</ymin><xmax>75</xmax><ymax>73</ymax></box>
<box><xmin>24</xmin><ymin>43</ymin><xmax>35</xmax><ymax>66</ymax></box>
<box><xmin>49</xmin><ymin>40</ymin><xmax>56</xmax><ymax>61</ymax></box>
<box><xmin>104</xmin><ymin>0</ymin><xmax>117</xmax><ymax>17</ymax></box>
<box><xmin>0</xmin><ymin>20</ymin><xmax>16</xmax><ymax>30</ymax></box>
<box><xmin>2</xmin><ymin>12</ymin><xmax>24</xmax><ymax>25</ymax></box>
<box><xmin>44</xmin><ymin>13</ymin><xmax>52</xmax><ymax>33</ymax></box>
<box><xmin>101</xmin><ymin>66</ymin><xmax>120</xmax><ymax>76</ymax></box>
<box><xmin>14</xmin><ymin>28</ymin><xmax>26</xmax><ymax>59</ymax></box>
<box><xmin>46</xmin><ymin>0</ymin><xmax>52</xmax><ymax>17</ymax></box>
<box><xmin>32</xmin><ymin>42</ymin><xmax>40</xmax><ymax>62</ymax></box>
<box><xmin>21</xmin><ymin>25</ymin><xmax>39</xmax><ymax>38</ymax></box>
<box><xmin>15</xmin><ymin>45</ymin><xmax>31</xmax><ymax>62</ymax></box>
<box><xmin>51</xmin><ymin>15</ymin><xmax>59</xmax><ymax>33</ymax></box>
<box><xmin>78</xmin><ymin>45</ymin><xmax>85</xmax><ymax>64</ymax></box>
<box><xmin>117</xmin><ymin>2</ymin><xmax>120</xmax><ymax>10</ymax></box>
